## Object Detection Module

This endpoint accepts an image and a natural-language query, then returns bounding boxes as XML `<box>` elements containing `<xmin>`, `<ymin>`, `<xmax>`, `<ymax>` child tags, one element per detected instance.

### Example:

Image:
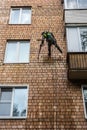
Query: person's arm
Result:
<box><xmin>50</xmin><ymin>32</ymin><xmax>56</xmax><ymax>41</ymax></box>
<box><xmin>38</xmin><ymin>36</ymin><xmax>45</xmax><ymax>59</ymax></box>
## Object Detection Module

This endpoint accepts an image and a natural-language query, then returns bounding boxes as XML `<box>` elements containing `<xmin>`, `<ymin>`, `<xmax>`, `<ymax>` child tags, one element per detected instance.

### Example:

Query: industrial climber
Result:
<box><xmin>38</xmin><ymin>31</ymin><xmax>62</xmax><ymax>59</ymax></box>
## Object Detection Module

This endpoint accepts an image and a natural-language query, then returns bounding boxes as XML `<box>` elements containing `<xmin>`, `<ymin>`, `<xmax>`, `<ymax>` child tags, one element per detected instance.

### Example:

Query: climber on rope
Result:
<box><xmin>38</xmin><ymin>31</ymin><xmax>62</xmax><ymax>59</ymax></box>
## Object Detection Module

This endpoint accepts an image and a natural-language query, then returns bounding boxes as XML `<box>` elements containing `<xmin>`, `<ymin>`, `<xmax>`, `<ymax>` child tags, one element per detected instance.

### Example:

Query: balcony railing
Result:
<box><xmin>67</xmin><ymin>52</ymin><xmax>87</xmax><ymax>79</ymax></box>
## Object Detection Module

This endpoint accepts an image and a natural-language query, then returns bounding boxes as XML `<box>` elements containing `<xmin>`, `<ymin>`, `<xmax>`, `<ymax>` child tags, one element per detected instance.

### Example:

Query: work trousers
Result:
<box><xmin>48</xmin><ymin>41</ymin><xmax>62</xmax><ymax>57</ymax></box>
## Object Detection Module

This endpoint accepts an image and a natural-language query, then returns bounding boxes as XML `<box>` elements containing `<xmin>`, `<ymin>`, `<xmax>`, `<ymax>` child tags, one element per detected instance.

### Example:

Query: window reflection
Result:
<box><xmin>13</xmin><ymin>88</ymin><xmax>27</xmax><ymax>117</ymax></box>
<box><xmin>84</xmin><ymin>90</ymin><xmax>87</xmax><ymax>101</ymax></box>
<box><xmin>79</xmin><ymin>0</ymin><xmax>87</xmax><ymax>8</ymax></box>
<box><xmin>67</xmin><ymin>0</ymin><xmax>77</xmax><ymax>8</ymax></box>
<box><xmin>84</xmin><ymin>89</ymin><xmax>87</xmax><ymax>117</ymax></box>
<box><xmin>21</xmin><ymin>9</ymin><xmax>31</xmax><ymax>24</ymax></box>
<box><xmin>0</xmin><ymin>88</ymin><xmax>12</xmax><ymax>101</ymax></box>
<box><xmin>80</xmin><ymin>29</ymin><xmax>87</xmax><ymax>52</ymax></box>
<box><xmin>11</xmin><ymin>9</ymin><xmax>20</xmax><ymax>24</ymax></box>
<box><xmin>10</xmin><ymin>8</ymin><xmax>31</xmax><ymax>24</ymax></box>
<box><xmin>0</xmin><ymin>87</ymin><xmax>27</xmax><ymax>117</ymax></box>
<box><xmin>4</xmin><ymin>41</ymin><xmax>30</xmax><ymax>63</ymax></box>
<box><xmin>5</xmin><ymin>42</ymin><xmax>17</xmax><ymax>63</ymax></box>
<box><xmin>66</xmin><ymin>0</ymin><xmax>87</xmax><ymax>9</ymax></box>
<box><xmin>19</xmin><ymin>42</ymin><xmax>29</xmax><ymax>62</ymax></box>
<box><xmin>0</xmin><ymin>103</ymin><xmax>11</xmax><ymax>116</ymax></box>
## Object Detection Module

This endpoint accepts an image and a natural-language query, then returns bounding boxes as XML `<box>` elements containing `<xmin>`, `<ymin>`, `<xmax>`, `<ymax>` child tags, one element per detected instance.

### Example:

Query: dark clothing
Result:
<box><xmin>48</xmin><ymin>42</ymin><xmax>51</xmax><ymax>57</ymax></box>
<box><xmin>38</xmin><ymin>31</ymin><xmax>62</xmax><ymax>58</ymax></box>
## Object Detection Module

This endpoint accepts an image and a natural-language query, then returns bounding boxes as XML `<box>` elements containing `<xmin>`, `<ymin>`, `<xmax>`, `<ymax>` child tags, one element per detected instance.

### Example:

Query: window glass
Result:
<box><xmin>0</xmin><ymin>87</ymin><xmax>27</xmax><ymax>118</ymax></box>
<box><xmin>84</xmin><ymin>89</ymin><xmax>87</xmax><ymax>99</ymax></box>
<box><xmin>0</xmin><ymin>103</ymin><xmax>11</xmax><ymax>116</ymax></box>
<box><xmin>66</xmin><ymin>28</ymin><xmax>80</xmax><ymax>52</ymax></box>
<box><xmin>66</xmin><ymin>0</ymin><xmax>87</xmax><ymax>9</ymax></box>
<box><xmin>0</xmin><ymin>88</ymin><xmax>12</xmax><ymax>101</ymax></box>
<box><xmin>4</xmin><ymin>41</ymin><xmax>30</xmax><ymax>63</ymax></box>
<box><xmin>21</xmin><ymin>9</ymin><xmax>31</xmax><ymax>24</ymax></box>
<box><xmin>80</xmin><ymin>29</ymin><xmax>87</xmax><ymax>52</ymax></box>
<box><xmin>66</xmin><ymin>0</ymin><xmax>77</xmax><ymax>8</ymax></box>
<box><xmin>83</xmin><ymin>89</ymin><xmax>87</xmax><ymax>117</ymax></box>
<box><xmin>10</xmin><ymin>8</ymin><xmax>31</xmax><ymax>24</ymax></box>
<box><xmin>19</xmin><ymin>41</ymin><xmax>29</xmax><ymax>62</ymax></box>
<box><xmin>79</xmin><ymin>0</ymin><xmax>87</xmax><ymax>8</ymax></box>
<box><xmin>10</xmin><ymin>9</ymin><xmax>20</xmax><ymax>24</ymax></box>
<box><xmin>66</xmin><ymin>27</ymin><xmax>87</xmax><ymax>52</ymax></box>
<box><xmin>5</xmin><ymin>42</ymin><xmax>17</xmax><ymax>63</ymax></box>
<box><xmin>85</xmin><ymin>102</ymin><xmax>87</xmax><ymax>116</ymax></box>
<box><xmin>13</xmin><ymin>88</ymin><xmax>27</xmax><ymax>117</ymax></box>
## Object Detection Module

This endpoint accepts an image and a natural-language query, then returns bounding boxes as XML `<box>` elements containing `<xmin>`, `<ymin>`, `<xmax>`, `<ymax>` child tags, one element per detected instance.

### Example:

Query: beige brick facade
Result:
<box><xmin>0</xmin><ymin>0</ymin><xmax>87</xmax><ymax>130</ymax></box>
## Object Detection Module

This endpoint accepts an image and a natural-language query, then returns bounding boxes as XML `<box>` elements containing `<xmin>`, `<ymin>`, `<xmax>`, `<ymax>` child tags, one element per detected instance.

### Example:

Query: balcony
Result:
<box><xmin>65</xmin><ymin>10</ymin><xmax>87</xmax><ymax>24</ymax></box>
<box><xmin>67</xmin><ymin>52</ymin><xmax>87</xmax><ymax>79</ymax></box>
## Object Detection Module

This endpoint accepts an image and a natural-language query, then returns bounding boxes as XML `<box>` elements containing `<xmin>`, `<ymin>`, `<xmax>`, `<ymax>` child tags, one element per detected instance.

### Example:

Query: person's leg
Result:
<box><xmin>54</xmin><ymin>41</ymin><xmax>62</xmax><ymax>53</ymax></box>
<box><xmin>48</xmin><ymin>43</ymin><xmax>51</xmax><ymax>58</ymax></box>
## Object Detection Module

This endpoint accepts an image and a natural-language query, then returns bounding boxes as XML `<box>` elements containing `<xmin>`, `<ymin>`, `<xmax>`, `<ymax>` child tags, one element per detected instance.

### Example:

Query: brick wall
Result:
<box><xmin>0</xmin><ymin>0</ymin><xmax>87</xmax><ymax>130</ymax></box>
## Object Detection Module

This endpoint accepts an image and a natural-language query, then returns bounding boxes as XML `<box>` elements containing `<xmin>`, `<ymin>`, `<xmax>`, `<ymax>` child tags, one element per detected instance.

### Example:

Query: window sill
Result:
<box><xmin>4</xmin><ymin>62</ymin><xmax>29</xmax><ymax>64</ymax></box>
<box><xmin>0</xmin><ymin>116</ymin><xmax>27</xmax><ymax>120</ymax></box>
<box><xmin>64</xmin><ymin>8</ymin><xmax>87</xmax><ymax>10</ymax></box>
<box><xmin>8</xmin><ymin>23</ymin><xmax>31</xmax><ymax>25</ymax></box>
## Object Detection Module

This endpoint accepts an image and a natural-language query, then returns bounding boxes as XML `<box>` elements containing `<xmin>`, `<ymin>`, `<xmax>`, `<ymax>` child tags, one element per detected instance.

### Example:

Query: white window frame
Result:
<box><xmin>4</xmin><ymin>40</ymin><xmax>30</xmax><ymax>63</ymax></box>
<box><xmin>65</xmin><ymin>0</ymin><xmax>87</xmax><ymax>9</ymax></box>
<box><xmin>0</xmin><ymin>84</ymin><xmax>29</xmax><ymax>119</ymax></box>
<box><xmin>9</xmin><ymin>7</ymin><xmax>31</xmax><ymax>24</ymax></box>
<box><xmin>82</xmin><ymin>85</ymin><xmax>87</xmax><ymax>119</ymax></box>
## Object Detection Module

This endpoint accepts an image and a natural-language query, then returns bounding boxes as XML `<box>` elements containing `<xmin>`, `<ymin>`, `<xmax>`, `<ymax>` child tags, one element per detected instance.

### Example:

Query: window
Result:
<box><xmin>65</xmin><ymin>0</ymin><xmax>87</xmax><ymax>9</ymax></box>
<box><xmin>66</xmin><ymin>27</ymin><xmax>87</xmax><ymax>52</ymax></box>
<box><xmin>9</xmin><ymin>7</ymin><xmax>31</xmax><ymax>24</ymax></box>
<box><xmin>82</xmin><ymin>86</ymin><xmax>87</xmax><ymax>119</ymax></box>
<box><xmin>4</xmin><ymin>41</ymin><xmax>30</xmax><ymax>63</ymax></box>
<box><xmin>0</xmin><ymin>87</ymin><xmax>28</xmax><ymax>118</ymax></box>
<box><xmin>80</xmin><ymin>29</ymin><xmax>87</xmax><ymax>51</ymax></box>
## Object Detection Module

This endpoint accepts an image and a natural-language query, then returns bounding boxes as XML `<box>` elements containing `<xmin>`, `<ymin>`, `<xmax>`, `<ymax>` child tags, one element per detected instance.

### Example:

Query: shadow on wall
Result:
<box><xmin>42</xmin><ymin>56</ymin><xmax>63</xmax><ymax>64</ymax></box>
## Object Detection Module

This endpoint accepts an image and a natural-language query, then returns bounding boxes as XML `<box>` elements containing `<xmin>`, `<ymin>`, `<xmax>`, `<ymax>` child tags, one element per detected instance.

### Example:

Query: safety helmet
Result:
<box><xmin>41</xmin><ymin>31</ymin><xmax>48</xmax><ymax>38</ymax></box>
<box><xmin>41</xmin><ymin>31</ymin><xmax>46</xmax><ymax>35</ymax></box>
